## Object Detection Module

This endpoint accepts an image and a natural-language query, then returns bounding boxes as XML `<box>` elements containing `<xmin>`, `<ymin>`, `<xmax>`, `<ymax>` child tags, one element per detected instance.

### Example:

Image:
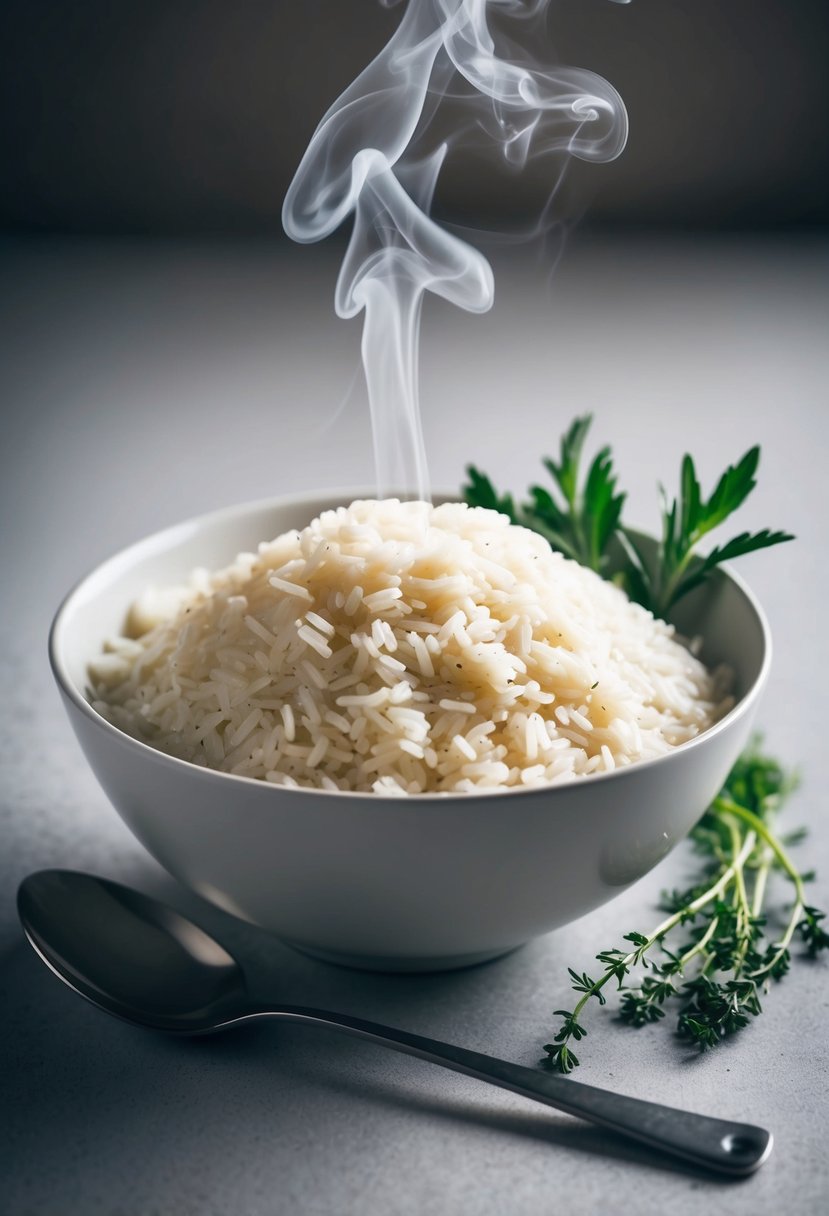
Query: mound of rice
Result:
<box><xmin>89</xmin><ymin>499</ymin><xmax>733</xmax><ymax>795</ymax></box>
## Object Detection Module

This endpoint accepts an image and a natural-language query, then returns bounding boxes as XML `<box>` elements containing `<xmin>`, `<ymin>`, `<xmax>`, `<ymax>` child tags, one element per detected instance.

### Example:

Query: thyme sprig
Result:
<box><xmin>463</xmin><ymin>415</ymin><xmax>793</xmax><ymax>619</ymax></box>
<box><xmin>543</xmin><ymin>743</ymin><xmax>827</xmax><ymax>1073</ymax></box>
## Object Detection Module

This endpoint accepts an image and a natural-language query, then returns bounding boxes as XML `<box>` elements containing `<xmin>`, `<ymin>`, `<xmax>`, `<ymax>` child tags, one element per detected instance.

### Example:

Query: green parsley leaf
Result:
<box><xmin>462</xmin><ymin>416</ymin><xmax>794</xmax><ymax>620</ymax></box>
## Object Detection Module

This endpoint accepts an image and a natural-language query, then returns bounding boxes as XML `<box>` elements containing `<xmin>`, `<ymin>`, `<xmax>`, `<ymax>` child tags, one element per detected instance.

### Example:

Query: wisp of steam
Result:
<box><xmin>283</xmin><ymin>0</ymin><xmax>629</xmax><ymax>500</ymax></box>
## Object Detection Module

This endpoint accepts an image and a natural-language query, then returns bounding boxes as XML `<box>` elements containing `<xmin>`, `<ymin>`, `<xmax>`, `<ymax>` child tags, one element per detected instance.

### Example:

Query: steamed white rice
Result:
<box><xmin>89</xmin><ymin>499</ymin><xmax>733</xmax><ymax>795</ymax></box>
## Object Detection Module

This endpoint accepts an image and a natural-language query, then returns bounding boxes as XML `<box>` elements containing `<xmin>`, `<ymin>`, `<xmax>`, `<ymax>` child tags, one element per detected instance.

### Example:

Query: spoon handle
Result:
<box><xmin>264</xmin><ymin>1005</ymin><xmax>771</xmax><ymax>1175</ymax></box>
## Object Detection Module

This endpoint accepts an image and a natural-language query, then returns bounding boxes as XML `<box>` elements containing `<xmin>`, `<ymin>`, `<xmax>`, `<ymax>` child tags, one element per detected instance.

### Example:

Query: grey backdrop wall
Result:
<box><xmin>2</xmin><ymin>0</ymin><xmax>827</xmax><ymax>234</ymax></box>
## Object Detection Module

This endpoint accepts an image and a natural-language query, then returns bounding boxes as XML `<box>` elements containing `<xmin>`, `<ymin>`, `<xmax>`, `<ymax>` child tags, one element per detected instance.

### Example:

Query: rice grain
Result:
<box><xmin>90</xmin><ymin>499</ymin><xmax>733</xmax><ymax>795</ymax></box>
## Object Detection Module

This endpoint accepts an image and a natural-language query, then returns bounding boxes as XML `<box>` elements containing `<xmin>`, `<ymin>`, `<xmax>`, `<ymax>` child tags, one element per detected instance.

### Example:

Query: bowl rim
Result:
<box><xmin>49</xmin><ymin>487</ymin><xmax>773</xmax><ymax>805</ymax></box>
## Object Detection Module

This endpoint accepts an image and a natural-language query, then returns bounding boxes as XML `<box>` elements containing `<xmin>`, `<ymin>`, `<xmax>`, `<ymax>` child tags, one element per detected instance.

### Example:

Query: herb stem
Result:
<box><xmin>659</xmin><ymin>549</ymin><xmax>695</xmax><ymax>617</ymax></box>
<box><xmin>727</xmin><ymin>817</ymin><xmax>754</xmax><ymax>970</ymax></box>
<box><xmin>568</xmin><ymin>829</ymin><xmax>757</xmax><ymax>1023</ymax></box>
<box><xmin>749</xmin><ymin>901</ymin><xmax>802</xmax><ymax>984</ymax></box>
<box><xmin>750</xmin><ymin>848</ymin><xmax>773</xmax><ymax>921</ymax></box>
<box><xmin>714</xmin><ymin>797</ymin><xmax>807</xmax><ymax>904</ymax></box>
<box><xmin>680</xmin><ymin>827</ymin><xmax>758</xmax><ymax>921</ymax></box>
<box><xmin>714</xmin><ymin>797</ymin><xmax>810</xmax><ymax>983</ymax></box>
<box><xmin>677</xmin><ymin>913</ymin><xmax>720</xmax><ymax>970</ymax></box>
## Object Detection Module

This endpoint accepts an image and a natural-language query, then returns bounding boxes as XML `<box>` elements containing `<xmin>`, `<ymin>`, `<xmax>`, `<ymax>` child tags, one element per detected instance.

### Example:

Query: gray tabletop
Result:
<box><xmin>2</xmin><ymin>234</ymin><xmax>828</xmax><ymax>1215</ymax></box>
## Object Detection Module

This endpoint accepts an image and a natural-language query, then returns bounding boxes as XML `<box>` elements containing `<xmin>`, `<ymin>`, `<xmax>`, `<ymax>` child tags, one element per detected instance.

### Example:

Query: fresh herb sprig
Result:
<box><xmin>463</xmin><ymin>416</ymin><xmax>793</xmax><ymax>620</ymax></box>
<box><xmin>523</xmin><ymin>417</ymin><xmax>626</xmax><ymax>573</ymax></box>
<box><xmin>543</xmin><ymin>743</ymin><xmax>828</xmax><ymax>1074</ymax></box>
<box><xmin>621</xmin><ymin>448</ymin><xmax>794</xmax><ymax>619</ymax></box>
<box><xmin>464</xmin><ymin>417</ymin><xmax>625</xmax><ymax>574</ymax></box>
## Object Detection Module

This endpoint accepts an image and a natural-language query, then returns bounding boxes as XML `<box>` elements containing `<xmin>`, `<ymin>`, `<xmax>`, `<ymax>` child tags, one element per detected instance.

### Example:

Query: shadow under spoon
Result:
<box><xmin>18</xmin><ymin>869</ymin><xmax>772</xmax><ymax>1177</ymax></box>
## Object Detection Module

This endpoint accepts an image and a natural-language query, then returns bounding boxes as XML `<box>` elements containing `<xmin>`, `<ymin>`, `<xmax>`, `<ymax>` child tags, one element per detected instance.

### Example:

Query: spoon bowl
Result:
<box><xmin>18</xmin><ymin>869</ymin><xmax>773</xmax><ymax>1177</ymax></box>
<box><xmin>18</xmin><ymin>869</ymin><xmax>246</xmax><ymax>1032</ymax></box>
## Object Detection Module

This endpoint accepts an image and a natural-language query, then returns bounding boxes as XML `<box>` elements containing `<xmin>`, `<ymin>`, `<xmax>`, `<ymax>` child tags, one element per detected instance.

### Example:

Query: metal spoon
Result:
<box><xmin>18</xmin><ymin>869</ymin><xmax>772</xmax><ymax>1176</ymax></box>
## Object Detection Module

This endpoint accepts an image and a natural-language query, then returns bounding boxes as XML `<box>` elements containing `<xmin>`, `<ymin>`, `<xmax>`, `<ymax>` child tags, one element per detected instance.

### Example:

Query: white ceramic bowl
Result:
<box><xmin>50</xmin><ymin>490</ymin><xmax>771</xmax><ymax>971</ymax></box>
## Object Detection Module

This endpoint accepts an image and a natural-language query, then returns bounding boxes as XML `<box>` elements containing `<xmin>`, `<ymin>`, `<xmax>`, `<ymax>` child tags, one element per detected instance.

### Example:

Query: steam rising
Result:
<box><xmin>283</xmin><ymin>0</ymin><xmax>628</xmax><ymax>499</ymax></box>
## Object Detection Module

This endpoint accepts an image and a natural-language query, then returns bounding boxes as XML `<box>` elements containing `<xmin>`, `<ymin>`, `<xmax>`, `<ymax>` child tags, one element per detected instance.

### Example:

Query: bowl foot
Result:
<box><xmin>282</xmin><ymin>938</ymin><xmax>522</xmax><ymax>973</ymax></box>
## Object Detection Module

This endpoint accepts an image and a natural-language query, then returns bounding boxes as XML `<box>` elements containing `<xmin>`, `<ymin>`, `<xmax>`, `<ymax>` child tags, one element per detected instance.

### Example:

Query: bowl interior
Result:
<box><xmin>53</xmin><ymin>493</ymin><xmax>769</xmax><ymax>754</ymax></box>
<box><xmin>54</xmin><ymin>493</ymin><xmax>354</xmax><ymax>697</ymax></box>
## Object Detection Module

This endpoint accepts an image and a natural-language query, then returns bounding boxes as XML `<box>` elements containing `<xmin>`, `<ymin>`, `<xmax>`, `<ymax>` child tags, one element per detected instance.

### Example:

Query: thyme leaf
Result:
<box><xmin>541</xmin><ymin>740</ymin><xmax>827</xmax><ymax>1073</ymax></box>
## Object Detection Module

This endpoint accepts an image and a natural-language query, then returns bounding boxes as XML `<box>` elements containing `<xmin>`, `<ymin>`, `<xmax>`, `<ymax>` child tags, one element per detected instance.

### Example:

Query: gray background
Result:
<box><xmin>2</xmin><ymin>0</ymin><xmax>829</xmax><ymax>1212</ymax></box>
<box><xmin>1</xmin><ymin>0</ymin><xmax>828</xmax><ymax>234</ymax></box>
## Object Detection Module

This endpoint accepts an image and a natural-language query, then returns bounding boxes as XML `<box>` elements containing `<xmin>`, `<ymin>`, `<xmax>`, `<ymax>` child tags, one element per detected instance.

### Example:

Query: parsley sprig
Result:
<box><xmin>463</xmin><ymin>416</ymin><xmax>793</xmax><ymax>620</ymax></box>
<box><xmin>465</xmin><ymin>417</ymin><xmax>625</xmax><ymax>574</ymax></box>
<box><xmin>543</xmin><ymin>743</ymin><xmax>828</xmax><ymax>1073</ymax></box>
